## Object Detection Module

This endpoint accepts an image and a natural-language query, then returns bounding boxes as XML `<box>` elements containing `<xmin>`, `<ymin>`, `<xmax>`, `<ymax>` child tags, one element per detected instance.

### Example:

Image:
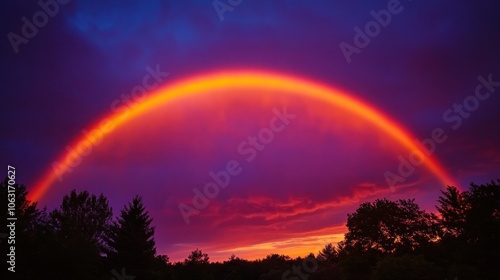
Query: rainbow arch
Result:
<box><xmin>29</xmin><ymin>70</ymin><xmax>457</xmax><ymax>202</ymax></box>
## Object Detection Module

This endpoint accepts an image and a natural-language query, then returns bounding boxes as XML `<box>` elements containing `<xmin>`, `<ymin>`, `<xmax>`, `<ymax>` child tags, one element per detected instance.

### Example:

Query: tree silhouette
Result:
<box><xmin>371</xmin><ymin>254</ymin><xmax>442</xmax><ymax>280</ymax></box>
<box><xmin>3</xmin><ymin>177</ymin><xmax>498</xmax><ymax>280</ymax></box>
<box><xmin>0</xmin><ymin>179</ymin><xmax>49</xmax><ymax>279</ymax></box>
<box><xmin>317</xmin><ymin>243</ymin><xmax>339</xmax><ymax>264</ymax></box>
<box><xmin>337</xmin><ymin>198</ymin><xmax>441</xmax><ymax>280</ymax></box>
<box><xmin>437</xmin><ymin>180</ymin><xmax>500</xmax><ymax>279</ymax></box>
<box><xmin>180</xmin><ymin>249</ymin><xmax>213</xmax><ymax>280</ymax></box>
<box><xmin>343</xmin><ymin>198</ymin><xmax>440</xmax><ymax>255</ymax></box>
<box><xmin>436</xmin><ymin>186</ymin><xmax>467</xmax><ymax>237</ymax></box>
<box><xmin>185</xmin><ymin>248</ymin><xmax>210</xmax><ymax>264</ymax></box>
<box><xmin>106</xmin><ymin>195</ymin><xmax>160</xmax><ymax>279</ymax></box>
<box><xmin>50</xmin><ymin>189</ymin><xmax>113</xmax><ymax>279</ymax></box>
<box><xmin>221</xmin><ymin>254</ymin><xmax>248</xmax><ymax>280</ymax></box>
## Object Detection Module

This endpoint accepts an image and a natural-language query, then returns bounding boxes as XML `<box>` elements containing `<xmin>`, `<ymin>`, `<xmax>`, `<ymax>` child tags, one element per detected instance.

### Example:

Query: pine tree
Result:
<box><xmin>0</xmin><ymin>179</ymin><xmax>47</xmax><ymax>279</ymax></box>
<box><xmin>106</xmin><ymin>195</ymin><xmax>159</xmax><ymax>279</ymax></box>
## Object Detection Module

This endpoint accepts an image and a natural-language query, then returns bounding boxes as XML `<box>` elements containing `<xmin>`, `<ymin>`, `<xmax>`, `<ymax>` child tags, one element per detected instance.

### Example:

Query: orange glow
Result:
<box><xmin>215</xmin><ymin>232</ymin><xmax>346</xmax><ymax>261</ymax></box>
<box><xmin>28</xmin><ymin>70</ymin><xmax>458</xmax><ymax>202</ymax></box>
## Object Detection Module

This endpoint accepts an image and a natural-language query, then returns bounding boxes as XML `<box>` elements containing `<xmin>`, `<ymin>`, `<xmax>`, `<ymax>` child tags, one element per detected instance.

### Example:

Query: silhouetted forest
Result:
<box><xmin>1</xmin><ymin>179</ymin><xmax>499</xmax><ymax>280</ymax></box>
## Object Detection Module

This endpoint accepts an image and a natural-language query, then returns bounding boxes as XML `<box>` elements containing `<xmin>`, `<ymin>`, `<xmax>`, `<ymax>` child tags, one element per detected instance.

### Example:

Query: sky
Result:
<box><xmin>1</xmin><ymin>0</ymin><xmax>500</xmax><ymax>262</ymax></box>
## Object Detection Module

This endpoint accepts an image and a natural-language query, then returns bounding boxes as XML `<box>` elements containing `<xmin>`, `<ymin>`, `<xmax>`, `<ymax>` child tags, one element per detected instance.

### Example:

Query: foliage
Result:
<box><xmin>343</xmin><ymin>198</ymin><xmax>440</xmax><ymax>255</ymax></box>
<box><xmin>106</xmin><ymin>195</ymin><xmax>163</xmax><ymax>279</ymax></box>
<box><xmin>185</xmin><ymin>248</ymin><xmax>210</xmax><ymax>265</ymax></box>
<box><xmin>3</xmin><ymin>178</ymin><xmax>499</xmax><ymax>280</ymax></box>
<box><xmin>50</xmin><ymin>189</ymin><xmax>113</xmax><ymax>279</ymax></box>
<box><xmin>317</xmin><ymin>243</ymin><xmax>339</xmax><ymax>264</ymax></box>
<box><xmin>371</xmin><ymin>254</ymin><xmax>443</xmax><ymax>280</ymax></box>
<box><xmin>437</xmin><ymin>180</ymin><xmax>500</xmax><ymax>279</ymax></box>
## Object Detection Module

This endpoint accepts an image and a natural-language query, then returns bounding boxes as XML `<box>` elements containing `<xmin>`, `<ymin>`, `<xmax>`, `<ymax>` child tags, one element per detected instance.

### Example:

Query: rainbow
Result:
<box><xmin>29</xmin><ymin>70</ymin><xmax>457</xmax><ymax>202</ymax></box>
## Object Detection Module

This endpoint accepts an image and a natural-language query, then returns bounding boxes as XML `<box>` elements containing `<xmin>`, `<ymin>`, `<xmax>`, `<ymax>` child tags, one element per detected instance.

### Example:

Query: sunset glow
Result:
<box><xmin>29</xmin><ymin>70</ymin><xmax>457</xmax><ymax>203</ymax></box>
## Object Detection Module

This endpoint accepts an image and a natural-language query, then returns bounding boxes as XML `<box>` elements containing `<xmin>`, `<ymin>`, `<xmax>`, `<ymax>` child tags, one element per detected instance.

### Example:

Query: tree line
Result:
<box><xmin>1</xmin><ymin>179</ymin><xmax>499</xmax><ymax>280</ymax></box>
